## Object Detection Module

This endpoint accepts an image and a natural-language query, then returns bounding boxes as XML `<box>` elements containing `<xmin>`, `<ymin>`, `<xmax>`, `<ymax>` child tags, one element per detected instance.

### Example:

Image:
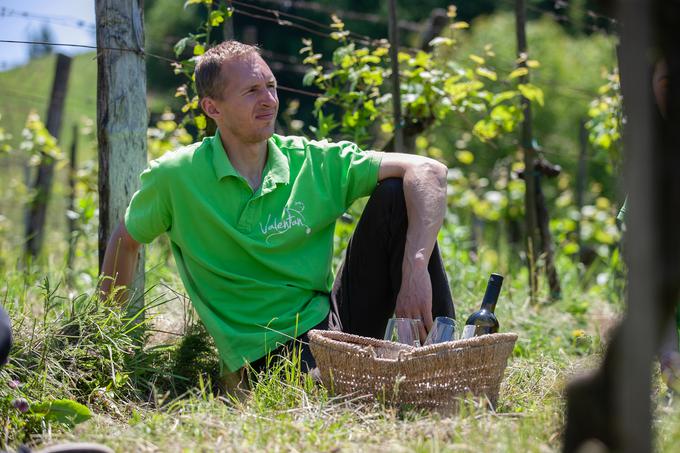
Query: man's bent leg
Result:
<box><xmin>329</xmin><ymin>178</ymin><xmax>454</xmax><ymax>338</ymax></box>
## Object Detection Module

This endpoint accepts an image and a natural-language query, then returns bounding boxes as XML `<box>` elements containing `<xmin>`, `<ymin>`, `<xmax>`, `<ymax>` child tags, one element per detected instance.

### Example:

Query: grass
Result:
<box><xmin>1</xmin><ymin>198</ymin><xmax>679</xmax><ymax>452</ymax></box>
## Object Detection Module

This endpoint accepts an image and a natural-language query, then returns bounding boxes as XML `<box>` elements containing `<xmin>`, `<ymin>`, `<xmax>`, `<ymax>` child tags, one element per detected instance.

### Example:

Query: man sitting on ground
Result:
<box><xmin>100</xmin><ymin>41</ymin><xmax>455</xmax><ymax>382</ymax></box>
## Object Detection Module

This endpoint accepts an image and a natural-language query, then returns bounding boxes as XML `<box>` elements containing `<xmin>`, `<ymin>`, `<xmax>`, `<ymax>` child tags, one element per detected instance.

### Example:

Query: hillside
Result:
<box><xmin>0</xmin><ymin>52</ymin><xmax>97</xmax><ymax>152</ymax></box>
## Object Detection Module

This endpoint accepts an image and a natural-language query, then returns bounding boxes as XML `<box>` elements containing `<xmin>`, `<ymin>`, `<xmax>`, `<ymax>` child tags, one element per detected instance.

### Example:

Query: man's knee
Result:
<box><xmin>371</xmin><ymin>178</ymin><xmax>405</xmax><ymax>204</ymax></box>
<box><xmin>361</xmin><ymin>178</ymin><xmax>407</xmax><ymax>229</ymax></box>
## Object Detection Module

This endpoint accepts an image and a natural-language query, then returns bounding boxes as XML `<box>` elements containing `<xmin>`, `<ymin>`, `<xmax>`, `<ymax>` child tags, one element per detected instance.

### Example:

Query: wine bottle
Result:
<box><xmin>461</xmin><ymin>273</ymin><xmax>504</xmax><ymax>339</ymax></box>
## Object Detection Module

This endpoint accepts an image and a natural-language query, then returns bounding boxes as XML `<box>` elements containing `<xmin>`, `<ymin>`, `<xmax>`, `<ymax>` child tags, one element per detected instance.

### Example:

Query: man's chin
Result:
<box><xmin>247</xmin><ymin>129</ymin><xmax>275</xmax><ymax>144</ymax></box>
<box><xmin>261</xmin><ymin>123</ymin><xmax>276</xmax><ymax>139</ymax></box>
<box><xmin>229</xmin><ymin>123</ymin><xmax>276</xmax><ymax>144</ymax></box>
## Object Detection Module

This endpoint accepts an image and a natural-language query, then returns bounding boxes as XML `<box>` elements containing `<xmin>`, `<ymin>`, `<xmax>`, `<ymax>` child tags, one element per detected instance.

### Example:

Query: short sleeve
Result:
<box><xmin>124</xmin><ymin>161</ymin><xmax>172</xmax><ymax>244</ymax></box>
<box><xmin>318</xmin><ymin>141</ymin><xmax>382</xmax><ymax>209</ymax></box>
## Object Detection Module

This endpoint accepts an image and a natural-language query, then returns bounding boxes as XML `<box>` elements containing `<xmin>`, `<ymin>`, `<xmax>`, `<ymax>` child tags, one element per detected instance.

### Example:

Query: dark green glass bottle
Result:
<box><xmin>461</xmin><ymin>273</ymin><xmax>504</xmax><ymax>339</ymax></box>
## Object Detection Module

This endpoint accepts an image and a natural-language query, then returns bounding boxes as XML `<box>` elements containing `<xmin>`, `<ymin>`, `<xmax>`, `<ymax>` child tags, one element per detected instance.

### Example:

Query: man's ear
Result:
<box><xmin>200</xmin><ymin>97</ymin><xmax>221</xmax><ymax>120</ymax></box>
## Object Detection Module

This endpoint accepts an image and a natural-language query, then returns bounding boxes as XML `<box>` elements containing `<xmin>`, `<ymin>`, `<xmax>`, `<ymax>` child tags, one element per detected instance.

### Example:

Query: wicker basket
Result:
<box><xmin>308</xmin><ymin>329</ymin><xmax>517</xmax><ymax>412</ymax></box>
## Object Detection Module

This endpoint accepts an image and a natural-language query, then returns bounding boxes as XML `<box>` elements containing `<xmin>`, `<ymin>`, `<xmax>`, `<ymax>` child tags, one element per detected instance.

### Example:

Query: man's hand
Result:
<box><xmin>394</xmin><ymin>257</ymin><xmax>433</xmax><ymax>343</ymax></box>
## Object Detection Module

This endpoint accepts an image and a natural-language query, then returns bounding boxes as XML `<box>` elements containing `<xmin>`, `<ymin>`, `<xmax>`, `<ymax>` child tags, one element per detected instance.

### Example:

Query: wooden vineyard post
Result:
<box><xmin>96</xmin><ymin>0</ymin><xmax>148</xmax><ymax>313</ymax></box>
<box><xmin>24</xmin><ymin>53</ymin><xmax>72</xmax><ymax>261</ymax></box>
<box><xmin>518</xmin><ymin>159</ymin><xmax>562</xmax><ymax>300</ymax></box>
<box><xmin>515</xmin><ymin>0</ymin><xmax>540</xmax><ymax>303</ymax></box>
<box><xmin>66</xmin><ymin>123</ymin><xmax>78</xmax><ymax>278</ymax></box>
<box><xmin>534</xmin><ymin>160</ymin><xmax>561</xmax><ymax>300</ymax></box>
<box><xmin>419</xmin><ymin>9</ymin><xmax>448</xmax><ymax>53</ymax></box>
<box><xmin>563</xmin><ymin>0</ymin><xmax>680</xmax><ymax>451</ymax></box>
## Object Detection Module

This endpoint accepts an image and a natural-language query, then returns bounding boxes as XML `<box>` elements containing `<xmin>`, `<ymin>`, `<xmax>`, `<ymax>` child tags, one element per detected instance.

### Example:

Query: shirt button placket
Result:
<box><xmin>238</xmin><ymin>197</ymin><xmax>264</xmax><ymax>233</ymax></box>
<box><xmin>237</xmin><ymin>200</ymin><xmax>252</xmax><ymax>232</ymax></box>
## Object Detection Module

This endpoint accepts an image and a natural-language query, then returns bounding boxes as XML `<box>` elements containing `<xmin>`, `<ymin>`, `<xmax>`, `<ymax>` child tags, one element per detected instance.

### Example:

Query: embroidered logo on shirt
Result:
<box><xmin>259</xmin><ymin>201</ymin><xmax>311</xmax><ymax>242</ymax></box>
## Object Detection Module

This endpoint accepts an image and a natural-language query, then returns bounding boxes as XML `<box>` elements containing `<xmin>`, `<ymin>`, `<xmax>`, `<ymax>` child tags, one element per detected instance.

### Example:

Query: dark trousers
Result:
<box><xmin>251</xmin><ymin>178</ymin><xmax>454</xmax><ymax>373</ymax></box>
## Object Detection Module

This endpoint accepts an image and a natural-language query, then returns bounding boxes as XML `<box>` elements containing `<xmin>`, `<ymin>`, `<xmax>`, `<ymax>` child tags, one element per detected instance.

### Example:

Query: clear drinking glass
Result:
<box><xmin>423</xmin><ymin>316</ymin><xmax>457</xmax><ymax>345</ymax></box>
<box><xmin>384</xmin><ymin>318</ymin><xmax>422</xmax><ymax>347</ymax></box>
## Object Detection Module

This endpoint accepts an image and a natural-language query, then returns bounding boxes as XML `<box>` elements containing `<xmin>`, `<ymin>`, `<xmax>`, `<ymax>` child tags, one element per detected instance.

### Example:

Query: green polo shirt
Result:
<box><xmin>125</xmin><ymin>132</ymin><xmax>382</xmax><ymax>371</ymax></box>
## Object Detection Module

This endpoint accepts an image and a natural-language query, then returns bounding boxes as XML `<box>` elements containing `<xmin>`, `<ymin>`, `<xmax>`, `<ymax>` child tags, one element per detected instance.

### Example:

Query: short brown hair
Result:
<box><xmin>194</xmin><ymin>40</ymin><xmax>261</xmax><ymax>99</ymax></box>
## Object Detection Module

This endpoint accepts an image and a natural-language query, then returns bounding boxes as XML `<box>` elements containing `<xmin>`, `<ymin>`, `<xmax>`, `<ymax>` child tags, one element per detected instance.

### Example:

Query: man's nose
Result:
<box><xmin>260</xmin><ymin>88</ymin><xmax>278</xmax><ymax>107</ymax></box>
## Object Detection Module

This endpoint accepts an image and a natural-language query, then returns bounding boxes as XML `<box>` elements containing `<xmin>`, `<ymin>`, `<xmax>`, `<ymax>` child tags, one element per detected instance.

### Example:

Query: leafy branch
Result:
<box><xmin>173</xmin><ymin>0</ymin><xmax>235</xmax><ymax>137</ymax></box>
<box><xmin>585</xmin><ymin>68</ymin><xmax>622</xmax><ymax>164</ymax></box>
<box><xmin>299</xmin><ymin>5</ymin><xmax>544</xmax><ymax>150</ymax></box>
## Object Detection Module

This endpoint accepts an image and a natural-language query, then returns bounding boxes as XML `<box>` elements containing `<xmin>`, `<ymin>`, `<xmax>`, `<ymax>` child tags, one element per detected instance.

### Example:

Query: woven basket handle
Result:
<box><xmin>366</xmin><ymin>345</ymin><xmax>377</xmax><ymax>358</ymax></box>
<box><xmin>370</xmin><ymin>348</ymin><xmax>410</xmax><ymax>363</ymax></box>
<box><xmin>365</xmin><ymin>345</ymin><xmax>392</xmax><ymax>361</ymax></box>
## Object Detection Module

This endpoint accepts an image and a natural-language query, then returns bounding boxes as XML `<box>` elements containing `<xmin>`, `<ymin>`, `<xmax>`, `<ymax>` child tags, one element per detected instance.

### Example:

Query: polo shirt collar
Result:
<box><xmin>261</xmin><ymin>137</ymin><xmax>290</xmax><ymax>192</ymax></box>
<box><xmin>211</xmin><ymin>130</ymin><xmax>290</xmax><ymax>192</ymax></box>
<box><xmin>211</xmin><ymin>130</ymin><xmax>240</xmax><ymax>180</ymax></box>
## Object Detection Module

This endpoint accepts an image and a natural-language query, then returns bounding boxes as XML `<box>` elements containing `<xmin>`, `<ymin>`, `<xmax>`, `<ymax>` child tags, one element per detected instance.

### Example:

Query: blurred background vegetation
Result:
<box><xmin>0</xmin><ymin>0</ymin><xmax>621</xmax><ymax>274</ymax></box>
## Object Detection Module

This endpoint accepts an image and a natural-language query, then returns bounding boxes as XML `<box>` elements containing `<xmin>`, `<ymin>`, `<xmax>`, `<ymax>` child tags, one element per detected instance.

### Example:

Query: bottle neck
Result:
<box><xmin>481</xmin><ymin>300</ymin><xmax>497</xmax><ymax>312</ymax></box>
<box><xmin>480</xmin><ymin>274</ymin><xmax>503</xmax><ymax>313</ymax></box>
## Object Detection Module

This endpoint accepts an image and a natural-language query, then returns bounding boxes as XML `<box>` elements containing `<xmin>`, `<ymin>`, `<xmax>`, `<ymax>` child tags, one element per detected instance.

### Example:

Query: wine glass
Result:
<box><xmin>384</xmin><ymin>318</ymin><xmax>422</xmax><ymax>347</ymax></box>
<box><xmin>424</xmin><ymin>316</ymin><xmax>457</xmax><ymax>345</ymax></box>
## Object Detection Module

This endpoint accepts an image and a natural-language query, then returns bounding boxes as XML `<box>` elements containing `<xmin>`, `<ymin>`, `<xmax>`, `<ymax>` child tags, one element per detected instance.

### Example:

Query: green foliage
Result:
<box><xmin>442</xmin><ymin>157</ymin><xmax>620</xmax><ymax>263</ymax></box>
<box><xmin>147</xmin><ymin>110</ymin><xmax>195</xmax><ymax>160</ymax></box>
<box><xmin>417</xmin><ymin>12</ymin><xmax>621</xmax><ymax>261</ymax></box>
<box><xmin>19</xmin><ymin>111</ymin><xmax>62</xmax><ymax>167</ymax></box>
<box><xmin>549</xmin><ymin>183</ymin><xmax>621</xmax><ymax>258</ymax></box>
<box><xmin>145</xmin><ymin>0</ymin><xmax>204</xmax><ymax>104</ymax></box>
<box><xmin>10</xmin><ymin>281</ymin><xmax>144</xmax><ymax>396</ymax></box>
<box><xmin>0</xmin><ymin>52</ymin><xmax>97</xmax><ymax>153</ymax></box>
<box><xmin>444</xmin><ymin>12</ymin><xmax>616</xmax><ymax>177</ymax></box>
<box><xmin>586</xmin><ymin>68</ymin><xmax>622</xmax><ymax>163</ymax></box>
<box><xmin>248</xmin><ymin>349</ymin><xmax>325</xmax><ymax>414</ymax></box>
<box><xmin>299</xmin><ymin>7</ymin><xmax>537</xmax><ymax>148</ymax></box>
<box><xmin>0</xmin><ymin>114</ymin><xmax>11</xmax><ymax>154</ymax></box>
<box><xmin>171</xmin><ymin>0</ymin><xmax>234</xmax><ymax>136</ymax></box>
<box><xmin>0</xmin><ymin>277</ymin><xmax>141</xmax><ymax>444</ymax></box>
<box><xmin>30</xmin><ymin>399</ymin><xmax>92</xmax><ymax>428</ymax></box>
<box><xmin>0</xmin><ymin>375</ymin><xmax>90</xmax><ymax>443</ymax></box>
<box><xmin>170</xmin><ymin>323</ymin><xmax>221</xmax><ymax>395</ymax></box>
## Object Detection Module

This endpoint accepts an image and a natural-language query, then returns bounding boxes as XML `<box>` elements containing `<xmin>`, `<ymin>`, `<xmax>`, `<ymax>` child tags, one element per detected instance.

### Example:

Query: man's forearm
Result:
<box><xmin>100</xmin><ymin>222</ymin><xmax>141</xmax><ymax>303</ymax></box>
<box><xmin>401</xmin><ymin>161</ymin><xmax>448</xmax><ymax>274</ymax></box>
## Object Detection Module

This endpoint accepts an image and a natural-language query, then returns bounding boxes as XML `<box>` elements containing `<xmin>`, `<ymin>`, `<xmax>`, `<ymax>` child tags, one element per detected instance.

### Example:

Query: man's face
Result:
<box><xmin>205</xmin><ymin>54</ymin><xmax>279</xmax><ymax>144</ymax></box>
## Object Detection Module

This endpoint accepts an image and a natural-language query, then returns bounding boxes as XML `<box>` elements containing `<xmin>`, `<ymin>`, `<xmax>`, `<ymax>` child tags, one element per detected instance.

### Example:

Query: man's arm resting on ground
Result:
<box><xmin>367</xmin><ymin>151</ymin><xmax>448</xmax><ymax>339</ymax></box>
<box><xmin>100</xmin><ymin>221</ymin><xmax>142</xmax><ymax>303</ymax></box>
